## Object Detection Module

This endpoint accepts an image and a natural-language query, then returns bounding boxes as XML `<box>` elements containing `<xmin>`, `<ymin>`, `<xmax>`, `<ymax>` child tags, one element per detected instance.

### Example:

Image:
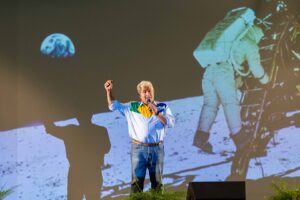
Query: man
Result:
<box><xmin>193</xmin><ymin>25</ymin><xmax>269</xmax><ymax>153</ymax></box>
<box><xmin>104</xmin><ymin>80</ymin><xmax>175</xmax><ymax>193</ymax></box>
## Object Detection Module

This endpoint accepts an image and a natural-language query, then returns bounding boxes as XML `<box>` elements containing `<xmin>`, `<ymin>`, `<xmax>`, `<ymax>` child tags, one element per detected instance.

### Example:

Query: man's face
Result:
<box><xmin>139</xmin><ymin>86</ymin><xmax>154</xmax><ymax>104</ymax></box>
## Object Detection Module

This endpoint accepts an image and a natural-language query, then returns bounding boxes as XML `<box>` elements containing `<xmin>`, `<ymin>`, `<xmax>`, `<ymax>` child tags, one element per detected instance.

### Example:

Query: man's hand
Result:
<box><xmin>104</xmin><ymin>80</ymin><xmax>113</xmax><ymax>92</ymax></box>
<box><xmin>148</xmin><ymin>102</ymin><xmax>158</xmax><ymax>114</ymax></box>
<box><xmin>148</xmin><ymin>102</ymin><xmax>167</xmax><ymax>125</ymax></box>
<box><xmin>104</xmin><ymin>80</ymin><xmax>114</xmax><ymax>107</ymax></box>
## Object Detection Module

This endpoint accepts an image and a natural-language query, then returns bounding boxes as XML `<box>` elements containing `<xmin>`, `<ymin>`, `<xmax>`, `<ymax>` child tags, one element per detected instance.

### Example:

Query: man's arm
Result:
<box><xmin>104</xmin><ymin>80</ymin><xmax>114</xmax><ymax>108</ymax></box>
<box><xmin>148</xmin><ymin>102</ymin><xmax>167</xmax><ymax>125</ymax></box>
<box><xmin>156</xmin><ymin>112</ymin><xmax>167</xmax><ymax>125</ymax></box>
<box><xmin>104</xmin><ymin>80</ymin><xmax>129</xmax><ymax>115</ymax></box>
<box><xmin>148</xmin><ymin>102</ymin><xmax>175</xmax><ymax>127</ymax></box>
<box><xmin>246</xmin><ymin>44</ymin><xmax>269</xmax><ymax>84</ymax></box>
<box><xmin>164</xmin><ymin>106</ymin><xmax>175</xmax><ymax>128</ymax></box>
<box><xmin>43</xmin><ymin>121</ymin><xmax>65</xmax><ymax>139</ymax></box>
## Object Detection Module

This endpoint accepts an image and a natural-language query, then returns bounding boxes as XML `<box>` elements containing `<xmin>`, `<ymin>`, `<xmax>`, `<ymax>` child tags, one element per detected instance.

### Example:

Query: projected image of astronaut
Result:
<box><xmin>225</xmin><ymin>0</ymin><xmax>300</xmax><ymax>181</ymax></box>
<box><xmin>192</xmin><ymin>7</ymin><xmax>269</xmax><ymax>154</ymax></box>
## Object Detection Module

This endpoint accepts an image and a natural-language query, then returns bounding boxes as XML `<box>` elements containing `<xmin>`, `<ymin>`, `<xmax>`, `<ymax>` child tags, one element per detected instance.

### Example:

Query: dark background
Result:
<box><xmin>1</xmin><ymin>0</ymin><xmax>262</xmax><ymax>130</ymax></box>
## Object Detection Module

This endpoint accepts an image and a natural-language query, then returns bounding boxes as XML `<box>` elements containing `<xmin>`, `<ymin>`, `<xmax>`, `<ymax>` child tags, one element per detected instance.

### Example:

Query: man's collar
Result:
<box><xmin>139</xmin><ymin>101</ymin><xmax>147</xmax><ymax>106</ymax></box>
<box><xmin>139</xmin><ymin>100</ymin><xmax>156</xmax><ymax>106</ymax></box>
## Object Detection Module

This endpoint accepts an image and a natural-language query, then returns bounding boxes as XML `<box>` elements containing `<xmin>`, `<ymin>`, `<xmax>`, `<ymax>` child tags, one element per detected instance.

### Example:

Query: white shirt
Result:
<box><xmin>109</xmin><ymin>100</ymin><xmax>175</xmax><ymax>143</ymax></box>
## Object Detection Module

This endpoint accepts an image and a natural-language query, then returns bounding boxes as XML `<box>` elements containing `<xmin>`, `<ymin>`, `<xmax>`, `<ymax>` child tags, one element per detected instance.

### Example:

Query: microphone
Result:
<box><xmin>147</xmin><ymin>98</ymin><xmax>156</xmax><ymax>106</ymax></box>
<box><xmin>147</xmin><ymin>98</ymin><xmax>155</xmax><ymax>113</ymax></box>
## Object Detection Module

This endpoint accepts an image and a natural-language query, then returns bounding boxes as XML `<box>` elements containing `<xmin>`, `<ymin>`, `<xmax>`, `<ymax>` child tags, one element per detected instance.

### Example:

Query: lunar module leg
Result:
<box><xmin>239</xmin><ymin>86</ymin><xmax>276</xmax><ymax>157</ymax></box>
<box><xmin>227</xmin><ymin>87</ymin><xmax>273</xmax><ymax>181</ymax></box>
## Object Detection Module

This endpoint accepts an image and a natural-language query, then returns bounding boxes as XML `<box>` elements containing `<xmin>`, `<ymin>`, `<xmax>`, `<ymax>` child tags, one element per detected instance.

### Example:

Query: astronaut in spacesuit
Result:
<box><xmin>193</xmin><ymin>25</ymin><xmax>269</xmax><ymax>153</ymax></box>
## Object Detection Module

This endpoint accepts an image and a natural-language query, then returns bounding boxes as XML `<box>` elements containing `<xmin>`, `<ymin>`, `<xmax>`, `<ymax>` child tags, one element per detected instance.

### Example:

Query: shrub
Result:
<box><xmin>267</xmin><ymin>181</ymin><xmax>300</xmax><ymax>200</ymax></box>
<box><xmin>0</xmin><ymin>187</ymin><xmax>14</xmax><ymax>200</ymax></box>
<box><xmin>124</xmin><ymin>190</ymin><xmax>186</xmax><ymax>200</ymax></box>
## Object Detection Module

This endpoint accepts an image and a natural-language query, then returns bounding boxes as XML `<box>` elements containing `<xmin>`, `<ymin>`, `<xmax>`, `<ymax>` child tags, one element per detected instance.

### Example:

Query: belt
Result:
<box><xmin>132</xmin><ymin>139</ymin><xmax>163</xmax><ymax>147</ymax></box>
<box><xmin>207</xmin><ymin>61</ymin><xmax>229</xmax><ymax>67</ymax></box>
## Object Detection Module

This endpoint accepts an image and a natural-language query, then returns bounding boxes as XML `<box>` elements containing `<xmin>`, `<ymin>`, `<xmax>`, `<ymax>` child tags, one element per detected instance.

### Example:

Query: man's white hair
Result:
<box><xmin>137</xmin><ymin>80</ymin><xmax>155</xmax><ymax>96</ymax></box>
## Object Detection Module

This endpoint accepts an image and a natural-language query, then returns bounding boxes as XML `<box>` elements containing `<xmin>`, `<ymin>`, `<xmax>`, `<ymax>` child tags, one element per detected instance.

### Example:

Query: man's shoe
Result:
<box><xmin>230</xmin><ymin>130</ymin><xmax>253</xmax><ymax>152</ymax></box>
<box><xmin>193</xmin><ymin>130</ymin><xmax>213</xmax><ymax>154</ymax></box>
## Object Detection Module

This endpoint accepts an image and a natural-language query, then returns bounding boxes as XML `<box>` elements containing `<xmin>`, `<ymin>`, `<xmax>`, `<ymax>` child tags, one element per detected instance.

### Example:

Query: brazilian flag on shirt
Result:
<box><xmin>130</xmin><ymin>101</ymin><xmax>167</xmax><ymax>118</ymax></box>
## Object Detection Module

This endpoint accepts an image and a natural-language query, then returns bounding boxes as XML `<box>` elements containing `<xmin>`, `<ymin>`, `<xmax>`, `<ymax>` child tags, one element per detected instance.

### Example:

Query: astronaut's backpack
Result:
<box><xmin>193</xmin><ymin>7</ymin><xmax>255</xmax><ymax>69</ymax></box>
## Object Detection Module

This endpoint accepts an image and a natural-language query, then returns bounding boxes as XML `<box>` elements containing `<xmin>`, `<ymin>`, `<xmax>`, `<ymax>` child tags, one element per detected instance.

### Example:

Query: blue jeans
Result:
<box><xmin>131</xmin><ymin>143</ymin><xmax>164</xmax><ymax>193</ymax></box>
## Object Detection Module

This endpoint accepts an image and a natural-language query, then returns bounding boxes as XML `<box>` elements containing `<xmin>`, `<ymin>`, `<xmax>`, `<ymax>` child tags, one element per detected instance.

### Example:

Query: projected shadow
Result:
<box><xmin>44</xmin><ymin>114</ymin><xmax>111</xmax><ymax>200</ymax></box>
